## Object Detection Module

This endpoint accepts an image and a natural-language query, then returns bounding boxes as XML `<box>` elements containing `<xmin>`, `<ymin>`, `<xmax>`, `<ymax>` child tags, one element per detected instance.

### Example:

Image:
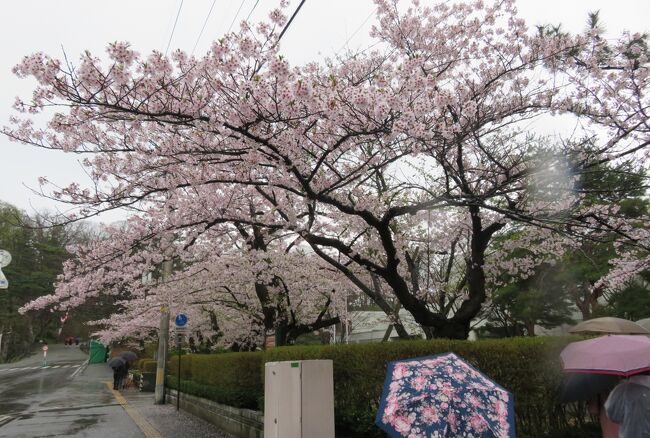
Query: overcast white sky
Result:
<box><xmin>1</xmin><ymin>0</ymin><xmax>649</xmax><ymax>224</ymax></box>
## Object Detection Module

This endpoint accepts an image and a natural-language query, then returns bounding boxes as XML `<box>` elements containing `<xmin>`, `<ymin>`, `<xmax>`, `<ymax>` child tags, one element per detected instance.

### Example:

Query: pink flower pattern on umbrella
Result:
<box><xmin>376</xmin><ymin>352</ymin><xmax>515</xmax><ymax>437</ymax></box>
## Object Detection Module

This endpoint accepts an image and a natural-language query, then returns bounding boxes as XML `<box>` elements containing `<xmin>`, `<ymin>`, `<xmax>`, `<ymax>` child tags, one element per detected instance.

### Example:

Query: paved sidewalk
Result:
<box><xmin>119</xmin><ymin>389</ymin><xmax>226</xmax><ymax>438</ymax></box>
<box><xmin>81</xmin><ymin>364</ymin><xmax>226</xmax><ymax>437</ymax></box>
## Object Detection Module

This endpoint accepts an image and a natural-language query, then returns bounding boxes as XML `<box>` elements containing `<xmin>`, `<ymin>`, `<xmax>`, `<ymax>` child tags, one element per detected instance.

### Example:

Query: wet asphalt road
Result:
<box><xmin>0</xmin><ymin>345</ymin><xmax>144</xmax><ymax>437</ymax></box>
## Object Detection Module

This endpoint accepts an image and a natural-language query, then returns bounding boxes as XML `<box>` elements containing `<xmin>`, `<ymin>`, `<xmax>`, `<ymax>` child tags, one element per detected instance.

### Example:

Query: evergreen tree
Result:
<box><xmin>482</xmin><ymin>161</ymin><xmax>647</xmax><ymax>336</ymax></box>
<box><xmin>0</xmin><ymin>202</ymin><xmax>94</xmax><ymax>361</ymax></box>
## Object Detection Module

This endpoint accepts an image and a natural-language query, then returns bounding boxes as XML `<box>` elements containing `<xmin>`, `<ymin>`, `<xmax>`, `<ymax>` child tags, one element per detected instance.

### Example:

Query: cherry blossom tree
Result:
<box><xmin>6</xmin><ymin>0</ymin><xmax>649</xmax><ymax>339</ymax></box>
<box><xmin>19</xmin><ymin>197</ymin><xmax>349</xmax><ymax>346</ymax></box>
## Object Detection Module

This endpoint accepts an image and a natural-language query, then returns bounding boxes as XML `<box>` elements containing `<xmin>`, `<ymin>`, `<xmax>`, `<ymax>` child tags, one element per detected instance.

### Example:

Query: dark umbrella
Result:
<box><xmin>558</xmin><ymin>373</ymin><xmax>619</xmax><ymax>403</ymax></box>
<box><xmin>376</xmin><ymin>352</ymin><xmax>515</xmax><ymax>438</ymax></box>
<box><xmin>119</xmin><ymin>351</ymin><xmax>137</xmax><ymax>361</ymax></box>
<box><xmin>107</xmin><ymin>356</ymin><xmax>126</xmax><ymax>369</ymax></box>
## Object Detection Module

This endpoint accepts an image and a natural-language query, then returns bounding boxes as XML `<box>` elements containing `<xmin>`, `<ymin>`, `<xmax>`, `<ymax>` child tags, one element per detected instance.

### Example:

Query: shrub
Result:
<box><xmin>143</xmin><ymin>341</ymin><xmax>157</xmax><ymax>358</ymax></box>
<box><xmin>168</xmin><ymin>352</ymin><xmax>263</xmax><ymax>409</ymax></box>
<box><xmin>141</xmin><ymin>359</ymin><xmax>157</xmax><ymax>373</ymax></box>
<box><xmin>167</xmin><ymin>337</ymin><xmax>593</xmax><ymax>437</ymax></box>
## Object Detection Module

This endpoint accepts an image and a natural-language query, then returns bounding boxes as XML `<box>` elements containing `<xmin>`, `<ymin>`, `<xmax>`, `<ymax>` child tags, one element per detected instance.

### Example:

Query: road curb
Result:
<box><xmin>104</xmin><ymin>381</ymin><xmax>162</xmax><ymax>438</ymax></box>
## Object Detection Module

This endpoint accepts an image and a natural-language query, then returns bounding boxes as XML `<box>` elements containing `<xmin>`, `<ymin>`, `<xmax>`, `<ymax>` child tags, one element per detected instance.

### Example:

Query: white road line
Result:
<box><xmin>70</xmin><ymin>360</ymin><xmax>88</xmax><ymax>379</ymax></box>
<box><xmin>0</xmin><ymin>363</ymin><xmax>84</xmax><ymax>374</ymax></box>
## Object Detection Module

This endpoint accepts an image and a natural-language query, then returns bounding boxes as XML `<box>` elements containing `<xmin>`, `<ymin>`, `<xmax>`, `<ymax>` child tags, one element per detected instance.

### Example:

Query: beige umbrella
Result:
<box><xmin>569</xmin><ymin>317</ymin><xmax>650</xmax><ymax>335</ymax></box>
<box><xmin>636</xmin><ymin>318</ymin><xmax>650</xmax><ymax>331</ymax></box>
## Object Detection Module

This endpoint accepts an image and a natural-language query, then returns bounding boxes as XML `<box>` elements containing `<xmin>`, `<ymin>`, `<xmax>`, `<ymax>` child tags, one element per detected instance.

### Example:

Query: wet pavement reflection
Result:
<box><xmin>0</xmin><ymin>345</ymin><xmax>143</xmax><ymax>437</ymax></box>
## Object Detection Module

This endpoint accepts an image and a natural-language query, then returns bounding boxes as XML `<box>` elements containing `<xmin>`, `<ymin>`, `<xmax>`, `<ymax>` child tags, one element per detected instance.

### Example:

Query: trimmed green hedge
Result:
<box><xmin>168</xmin><ymin>352</ymin><xmax>263</xmax><ymax>409</ymax></box>
<box><xmin>140</xmin><ymin>359</ymin><xmax>157</xmax><ymax>373</ymax></box>
<box><xmin>167</xmin><ymin>337</ymin><xmax>597</xmax><ymax>437</ymax></box>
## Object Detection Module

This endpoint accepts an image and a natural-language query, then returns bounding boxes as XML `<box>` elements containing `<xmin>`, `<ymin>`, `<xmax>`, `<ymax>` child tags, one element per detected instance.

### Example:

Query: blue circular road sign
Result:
<box><xmin>175</xmin><ymin>313</ymin><xmax>188</xmax><ymax>327</ymax></box>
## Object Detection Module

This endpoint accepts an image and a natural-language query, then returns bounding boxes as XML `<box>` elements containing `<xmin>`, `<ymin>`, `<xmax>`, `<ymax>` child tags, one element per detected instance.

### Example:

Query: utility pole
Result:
<box><xmin>154</xmin><ymin>259</ymin><xmax>172</xmax><ymax>404</ymax></box>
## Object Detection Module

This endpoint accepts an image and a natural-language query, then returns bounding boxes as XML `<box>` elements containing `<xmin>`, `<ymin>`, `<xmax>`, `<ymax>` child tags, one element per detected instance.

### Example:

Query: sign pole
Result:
<box><xmin>177</xmin><ymin>335</ymin><xmax>181</xmax><ymax>411</ymax></box>
<box><xmin>173</xmin><ymin>312</ymin><xmax>188</xmax><ymax>411</ymax></box>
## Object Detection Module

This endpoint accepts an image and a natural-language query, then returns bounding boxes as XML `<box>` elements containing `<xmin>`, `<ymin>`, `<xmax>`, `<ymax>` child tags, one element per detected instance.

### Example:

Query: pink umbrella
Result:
<box><xmin>560</xmin><ymin>335</ymin><xmax>650</xmax><ymax>376</ymax></box>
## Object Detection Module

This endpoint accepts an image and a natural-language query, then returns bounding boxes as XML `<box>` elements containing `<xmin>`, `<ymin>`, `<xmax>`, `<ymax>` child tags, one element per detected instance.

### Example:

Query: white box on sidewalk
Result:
<box><xmin>264</xmin><ymin>360</ymin><xmax>335</xmax><ymax>438</ymax></box>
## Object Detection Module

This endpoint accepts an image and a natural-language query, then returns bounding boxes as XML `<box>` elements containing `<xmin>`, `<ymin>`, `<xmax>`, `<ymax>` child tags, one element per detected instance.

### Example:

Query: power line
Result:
<box><xmin>227</xmin><ymin>0</ymin><xmax>248</xmax><ymax>34</ymax></box>
<box><xmin>275</xmin><ymin>0</ymin><xmax>307</xmax><ymax>46</ymax></box>
<box><xmin>191</xmin><ymin>0</ymin><xmax>218</xmax><ymax>56</ymax></box>
<box><xmin>245</xmin><ymin>0</ymin><xmax>260</xmax><ymax>22</ymax></box>
<box><xmin>338</xmin><ymin>10</ymin><xmax>374</xmax><ymax>55</ymax></box>
<box><xmin>250</xmin><ymin>0</ymin><xmax>307</xmax><ymax>78</ymax></box>
<box><xmin>165</xmin><ymin>0</ymin><xmax>185</xmax><ymax>56</ymax></box>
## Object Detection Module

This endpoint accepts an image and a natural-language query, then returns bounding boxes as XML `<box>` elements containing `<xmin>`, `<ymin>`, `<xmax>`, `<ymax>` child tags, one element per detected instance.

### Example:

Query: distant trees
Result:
<box><xmin>0</xmin><ymin>202</ymin><xmax>93</xmax><ymax>360</ymax></box>
<box><xmin>483</xmin><ymin>263</ymin><xmax>576</xmax><ymax>337</ymax></box>
<box><xmin>482</xmin><ymin>160</ymin><xmax>648</xmax><ymax>336</ymax></box>
<box><xmin>598</xmin><ymin>270</ymin><xmax>650</xmax><ymax>321</ymax></box>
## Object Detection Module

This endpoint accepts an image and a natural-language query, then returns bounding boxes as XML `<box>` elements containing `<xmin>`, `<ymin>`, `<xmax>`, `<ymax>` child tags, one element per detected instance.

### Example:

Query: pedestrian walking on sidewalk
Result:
<box><xmin>112</xmin><ymin>363</ymin><xmax>126</xmax><ymax>390</ymax></box>
<box><xmin>121</xmin><ymin>360</ymin><xmax>130</xmax><ymax>389</ymax></box>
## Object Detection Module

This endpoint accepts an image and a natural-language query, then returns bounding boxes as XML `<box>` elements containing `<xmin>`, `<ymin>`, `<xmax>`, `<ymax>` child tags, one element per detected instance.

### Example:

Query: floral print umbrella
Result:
<box><xmin>376</xmin><ymin>352</ymin><xmax>515</xmax><ymax>437</ymax></box>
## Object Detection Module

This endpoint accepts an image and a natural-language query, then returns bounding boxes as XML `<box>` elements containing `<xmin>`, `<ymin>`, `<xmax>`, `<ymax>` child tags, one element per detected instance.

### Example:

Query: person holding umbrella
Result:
<box><xmin>604</xmin><ymin>372</ymin><xmax>650</xmax><ymax>437</ymax></box>
<box><xmin>560</xmin><ymin>335</ymin><xmax>650</xmax><ymax>437</ymax></box>
<box><xmin>118</xmin><ymin>352</ymin><xmax>137</xmax><ymax>389</ymax></box>
<box><xmin>107</xmin><ymin>356</ymin><xmax>126</xmax><ymax>390</ymax></box>
<box><xmin>587</xmin><ymin>390</ymin><xmax>619</xmax><ymax>438</ymax></box>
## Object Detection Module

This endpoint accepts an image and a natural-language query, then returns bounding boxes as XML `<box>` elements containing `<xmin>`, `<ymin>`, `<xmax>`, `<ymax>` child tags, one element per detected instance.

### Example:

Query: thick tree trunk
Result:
<box><xmin>307</xmin><ymin>207</ymin><xmax>501</xmax><ymax>341</ymax></box>
<box><xmin>430</xmin><ymin>319</ymin><xmax>471</xmax><ymax>339</ymax></box>
<box><xmin>284</xmin><ymin>316</ymin><xmax>341</xmax><ymax>345</ymax></box>
<box><xmin>414</xmin><ymin>210</ymin><xmax>502</xmax><ymax>340</ymax></box>
<box><xmin>306</xmin><ymin>241</ymin><xmax>412</xmax><ymax>340</ymax></box>
<box><xmin>254</xmin><ymin>283</ymin><xmax>277</xmax><ymax>330</ymax></box>
<box><xmin>275</xmin><ymin>321</ymin><xmax>289</xmax><ymax>346</ymax></box>
<box><xmin>525</xmin><ymin>321</ymin><xmax>536</xmax><ymax>336</ymax></box>
<box><xmin>575</xmin><ymin>293</ymin><xmax>591</xmax><ymax>320</ymax></box>
<box><xmin>573</xmin><ymin>282</ymin><xmax>600</xmax><ymax>320</ymax></box>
